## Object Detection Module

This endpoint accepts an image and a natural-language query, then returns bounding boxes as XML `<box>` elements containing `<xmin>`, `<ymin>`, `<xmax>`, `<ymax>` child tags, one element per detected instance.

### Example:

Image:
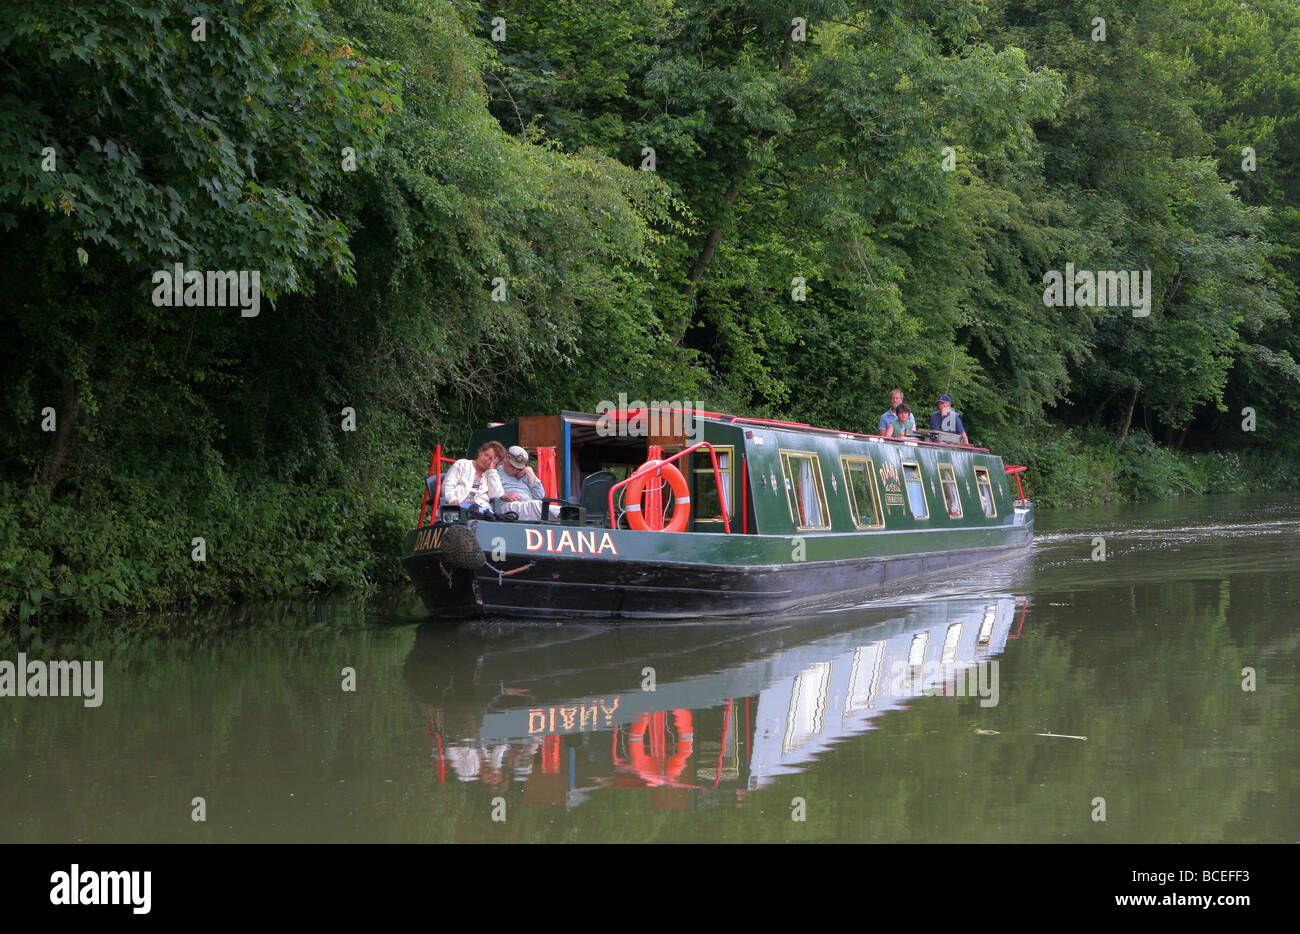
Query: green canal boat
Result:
<box><xmin>402</xmin><ymin>407</ymin><xmax>1033</xmax><ymax>619</ymax></box>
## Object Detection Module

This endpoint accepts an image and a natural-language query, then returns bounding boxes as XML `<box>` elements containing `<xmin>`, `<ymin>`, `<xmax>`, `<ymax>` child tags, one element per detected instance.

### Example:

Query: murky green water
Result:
<box><xmin>3</xmin><ymin>494</ymin><xmax>1298</xmax><ymax>842</ymax></box>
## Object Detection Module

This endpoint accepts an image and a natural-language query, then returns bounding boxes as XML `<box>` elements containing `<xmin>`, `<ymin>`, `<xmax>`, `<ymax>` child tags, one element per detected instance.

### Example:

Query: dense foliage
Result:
<box><xmin>2</xmin><ymin>0</ymin><xmax>1297</xmax><ymax>625</ymax></box>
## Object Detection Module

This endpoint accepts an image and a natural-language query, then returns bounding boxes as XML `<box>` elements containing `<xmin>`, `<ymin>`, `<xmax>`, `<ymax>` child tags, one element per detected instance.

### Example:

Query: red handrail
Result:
<box><xmin>1004</xmin><ymin>465</ymin><xmax>1028</xmax><ymax>505</ymax></box>
<box><xmin>417</xmin><ymin>443</ymin><xmax>462</xmax><ymax>527</ymax></box>
<box><xmin>608</xmin><ymin>441</ymin><xmax>731</xmax><ymax>534</ymax></box>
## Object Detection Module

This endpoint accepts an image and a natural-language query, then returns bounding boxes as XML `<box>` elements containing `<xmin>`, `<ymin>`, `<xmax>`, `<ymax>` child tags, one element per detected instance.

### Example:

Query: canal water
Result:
<box><xmin>2</xmin><ymin>494</ymin><xmax>1297</xmax><ymax>843</ymax></box>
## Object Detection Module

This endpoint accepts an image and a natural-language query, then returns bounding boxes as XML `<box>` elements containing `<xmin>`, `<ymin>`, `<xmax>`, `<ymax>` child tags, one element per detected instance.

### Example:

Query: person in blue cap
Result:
<box><xmin>929</xmin><ymin>395</ymin><xmax>968</xmax><ymax>444</ymax></box>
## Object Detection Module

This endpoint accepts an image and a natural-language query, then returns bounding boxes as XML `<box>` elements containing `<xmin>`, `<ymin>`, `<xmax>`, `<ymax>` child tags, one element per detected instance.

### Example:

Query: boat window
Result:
<box><xmin>901</xmin><ymin>462</ymin><xmax>929</xmax><ymax>519</ymax></box>
<box><xmin>840</xmin><ymin>456</ymin><xmax>885</xmax><ymax>529</ymax></box>
<box><xmin>973</xmin><ymin>466</ymin><xmax>996</xmax><ymax>517</ymax></box>
<box><xmin>779</xmin><ymin>451</ymin><xmax>831</xmax><ymax>530</ymax></box>
<box><xmin>938</xmin><ymin>464</ymin><xmax>962</xmax><ymax>518</ymax></box>
<box><xmin>692</xmin><ymin>446</ymin><xmax>732</xmax><ymax>520</ymax></box>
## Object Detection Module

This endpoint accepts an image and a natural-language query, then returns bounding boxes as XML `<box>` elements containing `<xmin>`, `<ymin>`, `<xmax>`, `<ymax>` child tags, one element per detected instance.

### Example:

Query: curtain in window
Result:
<box><xmin>799</xmin><ymin>459</ymin><xmax>823</xmax><ymax>526</ymax></box>
<box><xmin>907</xmin><ymin>480</ymin><xmax>927</xmax><ymax>517</ymax></box>
<box><xmin>943</xmin><ymin>481</ymin><xmax>960</xmax><ymax>516</ymax></box>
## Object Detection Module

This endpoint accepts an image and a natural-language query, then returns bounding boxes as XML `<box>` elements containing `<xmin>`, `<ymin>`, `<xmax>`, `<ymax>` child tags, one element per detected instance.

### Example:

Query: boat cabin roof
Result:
<box><xmin>556</xmin><ymin>408</ymin><xmax>989</xmax><ymax>453</ymax></box>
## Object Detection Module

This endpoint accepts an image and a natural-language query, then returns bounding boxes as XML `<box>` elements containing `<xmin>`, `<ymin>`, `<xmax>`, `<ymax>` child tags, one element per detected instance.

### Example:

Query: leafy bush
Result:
<box><xmin>988</xmin><ymin>426</ymin><xmax>1121</xmax><ymax>508</ymax></box>
<box><xmin>0</xmin><ymin>456</ymin><xmax>417</xmax><ymax>629</ymax></box>
<box><xmin>986</xmin><ymin>425</ymin><xmax>1298</xmax><ymax>508</ymax></box>
<box><xmin>1116</xmin><ymin>432</ymin><xmax>1202</xmax><ymax>501</ymax></box>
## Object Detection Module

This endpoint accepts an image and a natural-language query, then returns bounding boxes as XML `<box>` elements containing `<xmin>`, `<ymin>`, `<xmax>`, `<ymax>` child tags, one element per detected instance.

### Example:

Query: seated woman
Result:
<box><xmin>883</xmin><ymin>403</ymin><xmax>916</xmax><ymax>438</ymax></box>
<box><xmin>442</xmin><ymin>441</ymin><xmax>506</xmax><ymax>516</ymax></box>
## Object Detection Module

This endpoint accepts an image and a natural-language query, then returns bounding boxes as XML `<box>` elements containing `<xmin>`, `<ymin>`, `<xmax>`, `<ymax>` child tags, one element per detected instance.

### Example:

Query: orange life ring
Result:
<box><xmin>626</xmin><ymin>710</ymin><xmax>694</xmax><ymax>785</ymax></box>
<box><xmin>625</xmin><ymin>460</ymin><xmax>691</xmax><ymax>532</ymax></box>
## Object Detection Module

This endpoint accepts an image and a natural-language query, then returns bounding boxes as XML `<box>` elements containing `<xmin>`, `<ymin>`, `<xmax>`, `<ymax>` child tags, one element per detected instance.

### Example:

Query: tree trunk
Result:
<box><xmin>43</xmin><ymin>360</ymin><xmax>82</xmax><ymax>493</ymax></box>
<box><xmin>684</xmin><ymin>179</ymin><xmax>744</xmax><ymax>294</ymax></box>
<box><xmin>1175</xmin><ymin>427</ymin><xmax>1188</xmax><ymax>450</ymax></box>
<box><xmin>1116</xmin><ymin>386</ymin><xmax>1138</xmax><ymax>451</ymax></box>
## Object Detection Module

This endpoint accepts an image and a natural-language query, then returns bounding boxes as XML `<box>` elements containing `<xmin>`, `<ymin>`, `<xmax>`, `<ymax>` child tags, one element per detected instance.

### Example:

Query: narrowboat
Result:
<box><xmin>401</xmin><ymin>407</ymin><xmax>1033</xmax><ymax>619</ymax></box>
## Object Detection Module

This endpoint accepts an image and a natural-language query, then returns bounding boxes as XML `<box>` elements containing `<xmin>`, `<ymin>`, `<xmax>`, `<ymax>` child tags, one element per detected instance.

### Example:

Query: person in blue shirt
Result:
<box><xmin>929</xmin><ymin>395</ymin><xmax>968</xmax><ymax>444</ymax></box>
<box><xmin>876</xmin><ymin>389</ymin><xmax>904</xmax><ymax>434</ymax></box>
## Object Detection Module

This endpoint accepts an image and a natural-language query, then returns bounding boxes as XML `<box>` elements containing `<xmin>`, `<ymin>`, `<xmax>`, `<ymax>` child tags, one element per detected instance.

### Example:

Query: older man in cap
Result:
<box><xmin>928</xmin><ymin>395</ymin><xmax>968</xmax><ymax>444</ymax></box>
<box><xmin>493</xmin><ymin>445</ymin><xmax>550</xmax><ymax>520</ymax></box>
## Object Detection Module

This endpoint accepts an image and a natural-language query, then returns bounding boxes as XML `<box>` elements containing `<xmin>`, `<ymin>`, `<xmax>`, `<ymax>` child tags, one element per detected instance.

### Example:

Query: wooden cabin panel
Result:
<box><xmin>518</xmin><ymin>415</ymin><xmax>563</xmax><ymax>451</ymax></box>
<box><xmin>648</xmin><ymin>411</ymin><xmax>691</xmax><ymax>450</ymax></box>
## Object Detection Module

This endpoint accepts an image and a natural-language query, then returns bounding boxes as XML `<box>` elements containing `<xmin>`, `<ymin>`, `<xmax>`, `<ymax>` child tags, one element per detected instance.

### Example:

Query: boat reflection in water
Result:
<box><xmin>404</xmin><ymin>595</ymin><xmax>1029</xmax><ymax>807</ymax></box>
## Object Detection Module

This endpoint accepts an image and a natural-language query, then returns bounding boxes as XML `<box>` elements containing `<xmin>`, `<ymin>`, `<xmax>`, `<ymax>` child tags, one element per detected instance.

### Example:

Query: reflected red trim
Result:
<box><xmin>1010</xmin><ymin>599</ymin><xmax>1029</xmax><ymax>639</ymax></box>
<box><xmin>427</xmin><ymin>725</ymin><xmax>446</xmax><ymax>785</ymax></box>
<box><xmin>707</xmin><ymin>699</ymin><xmax>734</xmax><ymax>791</ymax></box>
<box><xmin>542</xmin><ymin>735</ymin><xmax>561</xmax><ymax>774</ymax></box>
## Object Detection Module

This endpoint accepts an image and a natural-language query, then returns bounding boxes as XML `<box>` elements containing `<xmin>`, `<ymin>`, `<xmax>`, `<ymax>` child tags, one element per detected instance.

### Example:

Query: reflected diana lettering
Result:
<box><xmin>528</xmin><ymin>697</ymin><xmax>622</xmax><ymax>734</ymax></box>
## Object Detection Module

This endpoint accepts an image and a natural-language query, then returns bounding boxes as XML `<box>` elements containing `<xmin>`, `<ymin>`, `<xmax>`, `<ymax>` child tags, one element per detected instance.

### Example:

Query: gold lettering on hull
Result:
<box><xmin>415</xmin><ymin>526</ymin><xmax>446</xmax><ymax>552</ymax></box>
<box><xmin>878</xmin><ymin>462</ymin><xmax>905</xmax><ymax>509</ymax></box>
<box><xmin>416</xmin><ymin>525</ymin><xmax>619</xmax><ymax>556</ymax></box>
<box><xmin>524</xmin><ymin>528</ymin><xmax>619</xmax><ymax>556</ymax></box>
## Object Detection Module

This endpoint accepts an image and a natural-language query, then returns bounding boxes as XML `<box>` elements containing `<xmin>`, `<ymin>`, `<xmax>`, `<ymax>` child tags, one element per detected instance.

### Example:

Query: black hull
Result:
<box><xmin>402</xmin><ymin>537</ymin><xmax>1032</xmax><ymax>620</ymax></box>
